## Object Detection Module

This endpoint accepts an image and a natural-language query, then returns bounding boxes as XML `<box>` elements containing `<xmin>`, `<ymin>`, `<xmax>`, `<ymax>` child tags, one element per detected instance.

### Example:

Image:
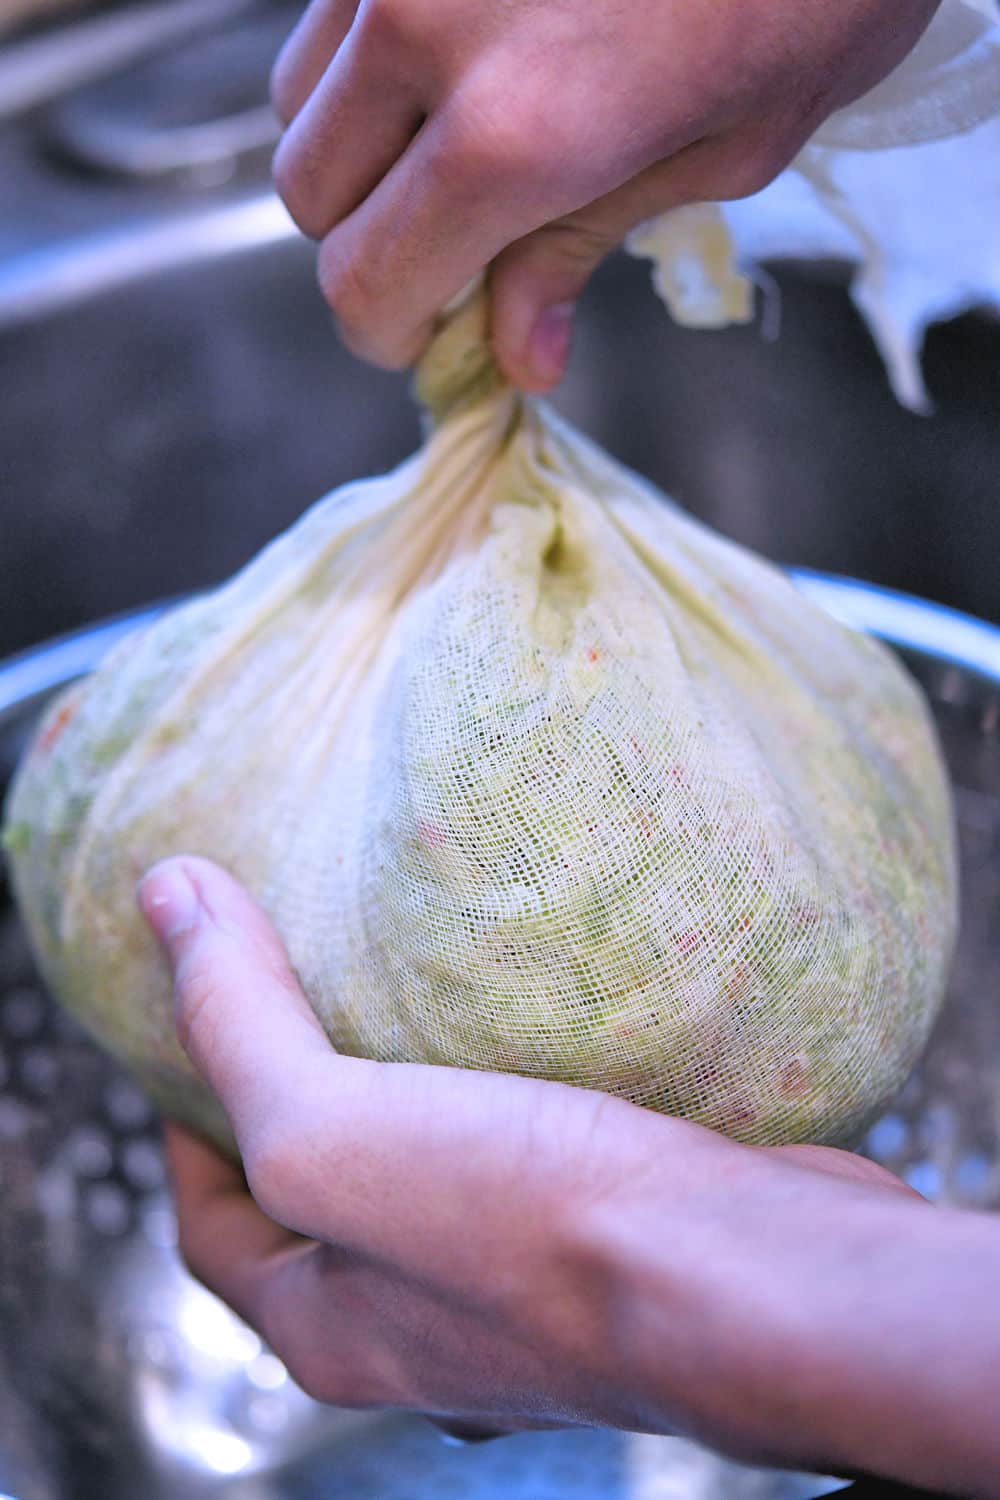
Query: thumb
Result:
<box><xmin>489</xmin><ymin>132</ymin><xmax>756</xmax><ymax>392</ymax></box>
<box><xmin>488</xmin><ymin>158</ymin><xmax>694</xmax><ymax>394</ymax></box>
<box><xmin>488</xmin><ymin>222</ymin><xmax>611</xmax><ymax>395</ymax></box>
<box><xmin>137</xmin><ymin>856</ymin><xmax>331</xmax><ymax>1153</ymax></box>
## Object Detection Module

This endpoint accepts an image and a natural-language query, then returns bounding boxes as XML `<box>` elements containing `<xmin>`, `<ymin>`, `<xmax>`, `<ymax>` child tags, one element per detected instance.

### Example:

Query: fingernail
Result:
<box><xmin>526</xmin><ymin>301</ymin><xmax>574</xmax><ymax>385</ymax></box>
<box><xmin>138</xmin><ymin>862</ymin><xmax>201</xmax><ymax>948</ymax></box>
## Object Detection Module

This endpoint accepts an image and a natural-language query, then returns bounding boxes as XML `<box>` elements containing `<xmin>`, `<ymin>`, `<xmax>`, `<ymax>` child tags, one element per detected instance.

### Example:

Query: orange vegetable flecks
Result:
<box><xmin>36</xmin><ymin>697</ymin><xmax>79</xmax><ymax>753</ymax></box>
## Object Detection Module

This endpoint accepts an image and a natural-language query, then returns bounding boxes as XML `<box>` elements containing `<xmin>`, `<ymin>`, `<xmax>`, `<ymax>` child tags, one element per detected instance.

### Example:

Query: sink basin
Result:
<box><xmin>1</xmin><ymin>205</ymin><xmax>998</xmax><ymax>668</ymax></box>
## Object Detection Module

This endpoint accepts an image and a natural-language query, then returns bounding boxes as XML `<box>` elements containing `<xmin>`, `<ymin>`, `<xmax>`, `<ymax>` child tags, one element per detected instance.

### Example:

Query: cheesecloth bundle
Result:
<box><xmin>3</xmin><ymin>290</ymin><xmax>958</xmax><ymax>1153</ymax></box>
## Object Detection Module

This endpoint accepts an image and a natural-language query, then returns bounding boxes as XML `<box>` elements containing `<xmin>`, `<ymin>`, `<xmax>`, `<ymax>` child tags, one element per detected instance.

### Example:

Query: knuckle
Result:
<box><xmin>443</xmin><ymin>85</ymin><xmax>604</xmax><ymax>211</ymax></box>
<box><xmin>316</xmin><ymin>241</ymin><xmax>407</xmax><ymax>367</ymax></box>
<box><xmin>263</xmin><ymin>1253</ymin><xmax>409</xmax><ymax>1409</ymax></box>
<box><xmin>242</xmin><ymin>1120</ymin><xmax>310</xmax><ymax>1226</ymax></box>
<box><xmin>714</xmin><ymin>140</ymin><xmax>789</xmax><ymax>201</ymax></box>
<box><xmin>272</xmin><ymin>134</ymin><xmax>330</xmax><ymax>241</ymax></box>
<box><xmin>269</xmin><ymin>51</ymin><xmax>299</xmax><ymax>126</ymax></box>
<box><xmin>317</xmin><ymin>239</ymin><xmax>375</xmax><ymax>326</ymax></box>
<box><xmin>536</xmin><ymin>217</ymin><xmax>615</xmax><ymax>272</ymax></box>
<box><xmin>173</xmin><ymin>960</ymin><xmax>223</xmax><ymax>1062</ymax></box>
<box><xmin>359</xmin><ymin>0</ymin><xmax>425</xmax><ymax>50</ymax></box>
<box><xmin>442</xmin><ymin>102</ymin><xmax>544</xmax><ymax>192</ymax></box>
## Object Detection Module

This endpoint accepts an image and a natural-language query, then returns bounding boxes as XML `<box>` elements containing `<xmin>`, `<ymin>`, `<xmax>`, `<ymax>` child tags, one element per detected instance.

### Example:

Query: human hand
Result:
<box><xmin>135</xmin><ymin>853</ymin><xmax>970</xmax><ymax>1483</ymax></box>
<box><xmin>267</xmin><ymin>0</ymin><xmax>939</xmax><ymax>390</ymax></box>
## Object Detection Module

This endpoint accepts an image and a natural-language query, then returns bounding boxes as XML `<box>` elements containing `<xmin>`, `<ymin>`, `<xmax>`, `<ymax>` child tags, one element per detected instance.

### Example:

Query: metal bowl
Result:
<box><xmin>0</xmin><ymin>573</ymin><xmax>997</xmax><ymax>1500</ymax></box>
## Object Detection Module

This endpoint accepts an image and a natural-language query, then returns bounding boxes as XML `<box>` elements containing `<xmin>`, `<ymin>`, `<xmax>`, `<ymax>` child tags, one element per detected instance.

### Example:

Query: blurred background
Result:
<box><xmin>0</xmin><ymin>3</ymin><xmax>998</xmax><ymax>1500</ymax></box>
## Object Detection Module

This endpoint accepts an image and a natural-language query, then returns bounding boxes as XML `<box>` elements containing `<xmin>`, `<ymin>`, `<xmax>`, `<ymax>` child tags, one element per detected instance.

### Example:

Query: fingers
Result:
<box><xmin>268</xmin><ymin>14</ymin><xmax>796</xmax><ymax>385</ymax></box>
<box><xmin>490</xmin><ymin>122</ymin><xmax>804</xmax><ymax>390</ymax></box>
<box><xmin>138</xmin><ymin>857</ymin><xmax>334</xmax><ymax>1161</ymax></box>
<box><xmin>273</xmin><ymin>27</ymin><xmax>425</xmax><ymax>241</ymax></box>
<box><xmin>163</xmin><ymin>1121</ymin><xmax>305</xmax><ymax>1327</ymax></box>
<box><xmin>771</xmin><ymin>1143</ymin><xmax>924</xmax><ymax>1202</ymax></box>
<box><xmin>488</xmin><ymin>220</ymin><xmax>618</xmax><ymax>393</ymax></box>
<box><xmin>268</xmin><ymin>0</ymin><xmax>673</xmax><ymax>374</ymax></box>
<box><xmin>164</xmin><ymin>1120</ymin><xmax>411</xmax><ymax>1412</ymax></box>
<box><xmin>164</xmin><ymin>1122</ymin><xmax>559</xmax><ymax>1421</ymax></box>
<box><xmin>138</xmin><ymin>856</ymin><xmax>486</xmax><ymax>1257</ymax></box>
<box><xmin>241</xmin><ymin>1234</ymin><xmax>607</xmax><ymax>1421</ymax></box>
<box><xmin>137</xmin><ymin>857</ymin><xmax>690</xmax><ymax>1289</ymax></box>
<box><xmin>271</xmin><ymin>0</ymin><xmax>360</xmax><ymax>125</ymax></box>
<box><xmin>162</xmin><ymin>1123</ymin><xmax>416</xmax><ymax>1411</ymax></box>
<box><xmin>310</xmin><ymin>96</ymin><xmax>583</xmax><ymax>370</ymax></box>
<box><xmin>265</xmin><ymin>0</ymin><xmax>928</xmax><ymax>389</ymax></box>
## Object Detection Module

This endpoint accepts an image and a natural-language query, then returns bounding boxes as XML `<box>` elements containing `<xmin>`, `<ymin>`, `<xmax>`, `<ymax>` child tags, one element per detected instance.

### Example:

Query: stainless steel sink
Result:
<box><xmin>1</xmin><ymin>189</ymin><xmax>999</xmax><ymax>666</ymax></box>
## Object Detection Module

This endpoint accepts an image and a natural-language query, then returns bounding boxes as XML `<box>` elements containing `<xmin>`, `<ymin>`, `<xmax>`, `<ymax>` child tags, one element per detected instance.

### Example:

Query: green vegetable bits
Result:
<box><xmin>4</xmin><ymin>291</ymin><xmax>958</xmax><ymax>1155</ymax></box>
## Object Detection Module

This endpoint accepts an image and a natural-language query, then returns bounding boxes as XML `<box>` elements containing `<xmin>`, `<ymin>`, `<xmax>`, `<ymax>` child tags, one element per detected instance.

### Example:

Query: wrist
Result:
<box><xmin>585</xmin><ymin>1133</ymin><xmax>1000</xmax><ymax>1494</ymax></box>
<box><xmin>749</xmin><ymin>1190</ymin><xmax>1000</xmax><ymax>1494</ymax></box>
<box><xmin>571</xmin><ymin>1123</ymin><xmax>807</xmax><ymax>1458</ymax></box>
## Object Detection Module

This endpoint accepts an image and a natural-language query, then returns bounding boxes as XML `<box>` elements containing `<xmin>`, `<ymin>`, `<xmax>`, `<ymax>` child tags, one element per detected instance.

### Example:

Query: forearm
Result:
<box><xmin>763</xmin><ymin>1195</ymin><xmax>1000</xmax><ymax>1494</ymax></box>
<box><xmin>584</xmin><ymin>1143</ymin><xmax>1000</xmax><ymax>1494</ymax></box>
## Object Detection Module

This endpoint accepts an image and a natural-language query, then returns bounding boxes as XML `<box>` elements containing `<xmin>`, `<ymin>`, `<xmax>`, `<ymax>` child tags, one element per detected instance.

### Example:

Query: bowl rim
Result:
<box><xmin>1</xmin><ymin>572</ymin><xmax>998</xmax><ymax>733</ymax></box>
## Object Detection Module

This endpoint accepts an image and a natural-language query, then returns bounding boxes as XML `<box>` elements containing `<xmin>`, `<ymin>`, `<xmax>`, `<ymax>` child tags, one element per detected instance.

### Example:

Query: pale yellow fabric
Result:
<box><xmin>4</xmin><ymin>295</ymin><xmax>958</xmax><ymax>1153</ymax></box>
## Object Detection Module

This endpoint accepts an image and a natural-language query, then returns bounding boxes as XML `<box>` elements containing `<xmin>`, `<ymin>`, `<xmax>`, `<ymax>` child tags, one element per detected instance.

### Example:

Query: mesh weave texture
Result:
<box><xmin>4</xmin><ymin>294</ymin><xmax>959</xmax><ymax>1152</ymax></box>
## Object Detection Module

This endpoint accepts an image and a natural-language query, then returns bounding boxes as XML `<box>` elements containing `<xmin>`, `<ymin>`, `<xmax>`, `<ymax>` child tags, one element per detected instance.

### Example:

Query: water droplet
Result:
<box><xmin>134</xmin><ymin>1326</ymin><xmax>183</xmax><ymax>1372</ymax></box>
<box><xmin>937</xmin><ymin>667</ymin><xmax>966</xmax><ymax>705</ymax></box>
<box><xmin>35</xmin><ymin>1162</ymin><xmax>77</xmax><ymax>1224</ymax></box>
